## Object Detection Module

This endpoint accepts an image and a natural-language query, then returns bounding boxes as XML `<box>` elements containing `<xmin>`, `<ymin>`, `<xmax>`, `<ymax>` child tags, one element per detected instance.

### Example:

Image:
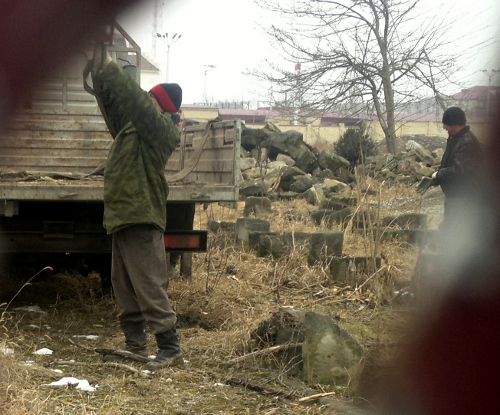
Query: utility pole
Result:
<box><xmin>156</xmin><ymin>32</ymin><xmax>182</xmax><ymax>82</ymax></box>
<box><xmin>152</xmin><ymin>0</ymin><xmax>164</xmax><ymax>60</ymax></box>
<box><xmin>481</xmin><ymin>69</ymin><xmax>499</xmax><ymax>117</ymax></box>
<box><xmin>203</xmin><ymin>64</ymin><xmax>215</xmax><ymax>104</ymax></box>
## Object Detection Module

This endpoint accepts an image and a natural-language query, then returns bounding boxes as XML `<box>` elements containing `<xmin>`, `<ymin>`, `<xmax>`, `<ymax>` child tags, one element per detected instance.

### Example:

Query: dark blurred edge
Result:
<box><xmin>0</xmin><ymin>0</ymin><xmax>139</xmax><ymax>121</ymax></box>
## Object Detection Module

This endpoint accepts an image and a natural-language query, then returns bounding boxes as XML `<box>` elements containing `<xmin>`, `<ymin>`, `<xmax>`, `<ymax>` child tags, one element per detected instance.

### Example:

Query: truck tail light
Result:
<box><xmin>163</xmin><ymin>230</ymin><xmax>208</xmax><ymax>252</ymax></box>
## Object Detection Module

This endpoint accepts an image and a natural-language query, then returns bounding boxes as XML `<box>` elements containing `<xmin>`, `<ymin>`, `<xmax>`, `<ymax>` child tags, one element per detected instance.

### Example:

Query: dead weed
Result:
<box><xmin>0</xmin><ymin>179</ymin><xmax>435</xmax><ymax>414</ymax></box>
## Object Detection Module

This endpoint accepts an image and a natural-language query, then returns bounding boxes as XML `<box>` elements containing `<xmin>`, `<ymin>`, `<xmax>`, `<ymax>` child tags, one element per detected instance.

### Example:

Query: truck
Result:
<box><xmin>0</xmin><ymin>24</ymin><xmax>241</xmax><ymax>289</ymax></box>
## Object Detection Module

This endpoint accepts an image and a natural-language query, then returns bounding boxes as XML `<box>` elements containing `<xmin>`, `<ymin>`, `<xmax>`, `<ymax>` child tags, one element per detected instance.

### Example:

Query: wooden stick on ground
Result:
<box><xmin>298</xmin><ymin>392</ymin><xmax>337</xmax><ymax>402</ymax></box>
<box><xmin>221</xmin><ymin>343</ymin><xmax>303</xmax><ymax>366</ymax></box>
<box><xmin>94</xmin><ymin>348</ymin><xmax>151</xmax><ymax>363</ymax></box>
<box><xmin>68</xmin><ymin>337</ymin><xmax>95</xmax><ymax>352</ymax></box>
<box><xmin>51</xmin><ymin>360</ymin><xmax>150</xmax><ymax>377</ymax></box>
<box><xmin>68</xmin><ymin>340</ymin><xmax>151</xmax><ymax>363</ymax></box>
<box><xmin>225</xmin><ymin>376</ymin><xmax>296</xmax><ymax>398</ymax></box>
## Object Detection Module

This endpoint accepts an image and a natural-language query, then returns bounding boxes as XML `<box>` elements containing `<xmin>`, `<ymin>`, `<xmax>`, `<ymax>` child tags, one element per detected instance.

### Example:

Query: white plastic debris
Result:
<box><xmin>72</xmin><ymin>335</ymin><xmax>99</xmax><ymax>341</ymax></box>
<box><xmin>33</xmin><ymin>348</ymin><xmax>53</xmax><ymax>355</ymax></box>
<box><xmin>0</xmin><ymin>344</ymin><xmax>14</xmax><ymax>355</ymax></box>
<box><xmin>75</xmin><ymin>380</ymin><xmax>96</xmax><ymax>392</ymax></box>
<box><xmin>46</xmin><ymin>377</ymin><xmax>97</xmax><ymax>392</ymax></box>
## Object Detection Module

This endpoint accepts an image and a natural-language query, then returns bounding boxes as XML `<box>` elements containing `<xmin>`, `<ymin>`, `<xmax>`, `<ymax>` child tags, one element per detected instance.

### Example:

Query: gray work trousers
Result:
<box><xmin>111</xmin><ymin>224</ymin><xmax>176</xmax><ymax>334</ymax></box>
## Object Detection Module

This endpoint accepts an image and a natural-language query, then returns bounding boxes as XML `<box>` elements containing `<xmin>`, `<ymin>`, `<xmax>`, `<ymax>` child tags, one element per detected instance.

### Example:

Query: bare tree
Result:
<box><xmin>252</xmin><ymin>0</ymin><xmax>487</xmax><ymax>154</ymax></box>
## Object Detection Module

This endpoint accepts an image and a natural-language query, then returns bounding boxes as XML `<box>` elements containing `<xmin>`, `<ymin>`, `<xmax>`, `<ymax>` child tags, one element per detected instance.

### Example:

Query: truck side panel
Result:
<box><xmin>0</xmin><ymin>26</ymin><xmax>239</xmax><ymax>270</ymax></box>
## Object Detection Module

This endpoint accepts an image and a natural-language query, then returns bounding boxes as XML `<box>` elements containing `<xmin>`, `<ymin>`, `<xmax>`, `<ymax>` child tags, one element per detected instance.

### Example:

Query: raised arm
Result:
<box><xmin>98</xmin><ymin>53</ymin><xmax>180</xmax><ymax>151</ymax></box>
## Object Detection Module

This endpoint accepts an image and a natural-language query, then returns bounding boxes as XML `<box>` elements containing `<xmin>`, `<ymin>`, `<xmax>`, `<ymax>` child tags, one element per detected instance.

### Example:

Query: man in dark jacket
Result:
<box><xmin>417</xmin><ymin>106</ymin><xmax>482</xmax><ymax>245</ymax></box>
<box><xmin>95</xmin><ymin>50</ymin><xmax>183</xmax><ymax>370</ymax></box>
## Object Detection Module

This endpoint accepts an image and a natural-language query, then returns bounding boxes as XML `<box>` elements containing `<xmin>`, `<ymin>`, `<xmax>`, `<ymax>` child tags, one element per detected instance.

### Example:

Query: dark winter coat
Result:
<box><xmin>435</xmin><ymin>126</ymin><xmax>481</xmax><ymax>198</ymax></box>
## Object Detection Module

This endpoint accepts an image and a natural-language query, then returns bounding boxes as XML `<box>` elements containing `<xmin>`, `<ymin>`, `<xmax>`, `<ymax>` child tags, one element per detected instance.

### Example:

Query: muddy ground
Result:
<box><xmin>0</xmin><ymin>182</ymin><xmax>444</xmax><ymax>414</ymax></box>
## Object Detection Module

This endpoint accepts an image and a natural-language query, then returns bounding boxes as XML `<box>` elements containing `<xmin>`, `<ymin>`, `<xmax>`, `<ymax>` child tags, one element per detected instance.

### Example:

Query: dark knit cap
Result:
<box><xmin>149</xmin><ymin>83</ymin><xmax>182</xmax><ymax>113</ymax></box>
<box><xmin>442</xmin><ymin>107</ymin><xmax>466</xmax><ymax>126</ymax></box>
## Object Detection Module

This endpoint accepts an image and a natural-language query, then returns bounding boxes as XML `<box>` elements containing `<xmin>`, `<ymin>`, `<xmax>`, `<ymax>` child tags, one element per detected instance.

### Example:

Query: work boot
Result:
<box><xmin>143</xmin><ymin>328</ymin><xmax>184</xmax><ymax>371</ymax></box>
<box><xmin>121</xmin><ymin>320</ymin><xmax>148</xmax><ymax>357</ymax></box>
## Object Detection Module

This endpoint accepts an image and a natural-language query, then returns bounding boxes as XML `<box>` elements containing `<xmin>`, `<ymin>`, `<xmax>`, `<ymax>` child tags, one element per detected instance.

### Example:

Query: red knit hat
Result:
<box><xmin>149</xmin><ymin>83</ymin><xmax>182</xmax><ymax>113</ymax></box>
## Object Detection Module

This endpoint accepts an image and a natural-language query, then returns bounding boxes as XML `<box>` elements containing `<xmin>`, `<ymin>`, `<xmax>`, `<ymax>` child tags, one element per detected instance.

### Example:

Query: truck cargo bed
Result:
<box><xmin>0</xmin><ymin>115</ymin><xmax>240</xmax><ymax>204</ymax></box>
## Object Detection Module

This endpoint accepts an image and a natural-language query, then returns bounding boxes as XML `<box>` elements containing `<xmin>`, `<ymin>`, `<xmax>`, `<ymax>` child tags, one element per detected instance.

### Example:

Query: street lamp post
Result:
<box><xmin>481</xmin><ymin>69</ymin><xmax>499</xmax><ymax>117</ymax></box>
<box><xmin>156</xmin><ymin>32</ymin><xmax>182</xmax><ymax>82</ymax></box>
<box><xmin>203</xmin><ymin>64</ymin><xmax>215</xmax><ymax>104</ymax></box>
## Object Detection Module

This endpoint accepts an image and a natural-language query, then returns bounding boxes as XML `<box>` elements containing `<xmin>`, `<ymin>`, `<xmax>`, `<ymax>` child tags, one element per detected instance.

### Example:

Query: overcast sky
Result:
<box><xmin>118</xmin><ymin>0</ymin><xmax>500</xmax><ymax>105</ymax></box>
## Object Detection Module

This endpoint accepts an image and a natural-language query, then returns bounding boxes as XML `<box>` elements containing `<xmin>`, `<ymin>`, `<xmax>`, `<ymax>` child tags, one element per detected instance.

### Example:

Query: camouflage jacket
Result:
<box><xmin>98</xmin><ymin>62</ymin><xmax>180</xmax><ymax>234</ymax></box>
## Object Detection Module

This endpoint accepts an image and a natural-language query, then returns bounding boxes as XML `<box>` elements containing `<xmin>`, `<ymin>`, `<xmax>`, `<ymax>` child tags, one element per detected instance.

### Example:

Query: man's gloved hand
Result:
<box><xmin>416</xmin><ymin>176</ymin><xmax>437</xmax><ymax>195</ymax></box>
<box><xmin>169</xmin><ymin>112</ymin><xmax>181</xmax><ymax>125</ymax></box>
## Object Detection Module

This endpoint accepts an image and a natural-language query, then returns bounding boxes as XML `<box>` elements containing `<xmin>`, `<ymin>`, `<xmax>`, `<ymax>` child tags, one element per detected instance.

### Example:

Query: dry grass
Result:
<box><xmin>0</xmin><ymin>179</ymin><xmax>440</xmax><ymax>414</ymax></box>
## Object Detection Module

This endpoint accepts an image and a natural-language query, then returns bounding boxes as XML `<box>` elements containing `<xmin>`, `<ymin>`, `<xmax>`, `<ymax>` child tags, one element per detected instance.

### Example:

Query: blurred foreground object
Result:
<box><xmin>377</xmin><ymin>103</ymin><xmax>500</xmax><ymax>414</ymax></box>
<box><xmin>0</xmin><ymin>0</ymin><xmax>137</xmax><ymax>121</ymax></box>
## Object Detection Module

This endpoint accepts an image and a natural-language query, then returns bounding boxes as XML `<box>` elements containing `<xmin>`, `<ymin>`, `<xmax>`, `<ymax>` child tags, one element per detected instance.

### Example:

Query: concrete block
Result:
<box><xmin>311</xmin><ymin>208</ymin><xmax>352</xmax><ymax>228</ymax></box>
<box><xmin>308</xmin><ymin>231</ymin><xmax>344</xmax><ymax>265</ymax></box>
<box><xmin>207</xmin><ymin>220</ymin><xmax>235</xmax><ymax>235</ymax></box>
<box><xmin>248</xmin><ymin>231</ymin><xmax>280</xmax><ymax>251</ymax></box>
<box><xmin>304</xmin><ymin>187</ymin><xmax>326</xmax><ymax>206</ymax></box>
<box><xmin>283</xmin><ymin>231</ymin><xmax>312</xmax><ymax>251</ymax></box>
<box><xmin>302</xmin><ymin>311</ymin><xmax>364</xmax><ymax>386</ymax></box>
<box><xmin>243</xmin><ymin>196</ymin><xmax>272</xmax><ymax>218</ymax></box>
<box><xmin>379</xmin><ymin>229</ymin><xmax>428</xmax><ymax>246</ymax></box>
<box><xmin>235</xmin><ymin>218</ymin><xmax>270</xmax><ymax>246</ymax></box>
<box><xmin>253</xmin><ymin>233</ymin><xmax>286</xmax><ymax>259</ymax></box>
<box><xmin>330</xmin><ymin>256</ymin><xmax>382</xmax><ymax>284</ymax></box>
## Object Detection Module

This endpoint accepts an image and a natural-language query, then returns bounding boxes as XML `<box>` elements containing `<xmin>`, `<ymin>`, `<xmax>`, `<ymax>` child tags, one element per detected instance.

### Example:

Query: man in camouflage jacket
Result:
<box><xmin>96</xmin><ymin>50</ymin><xmax>183</xmax><ymax>370</ymax></box>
